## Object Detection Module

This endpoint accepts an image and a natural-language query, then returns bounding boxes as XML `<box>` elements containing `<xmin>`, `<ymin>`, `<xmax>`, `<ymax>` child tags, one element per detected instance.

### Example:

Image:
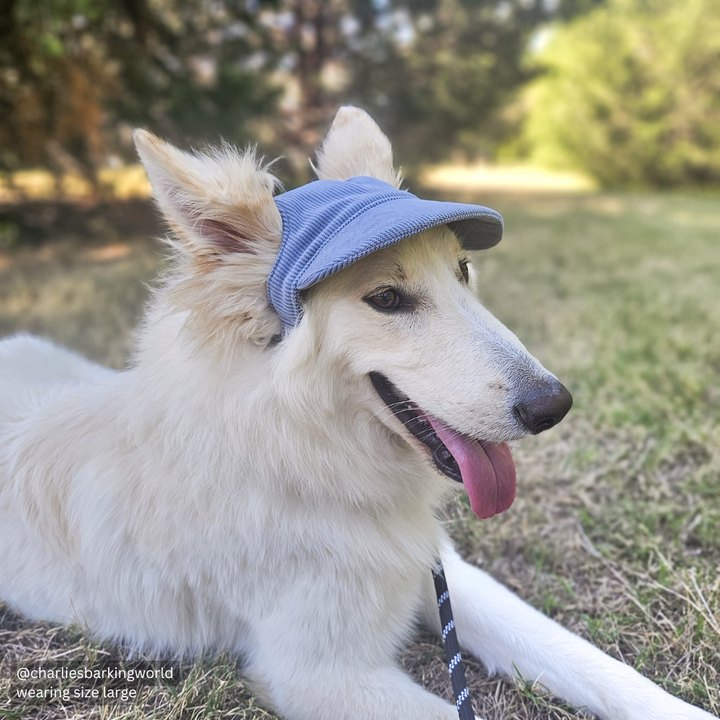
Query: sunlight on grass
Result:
<box><xmin>0</xmin><ymin>165</ymin><xmax>152</xmax><ymax>202</ymax></box>
<box><xmin>421</xmin><ymin>162</ymin><xmax>598</xmax><ymax>194</ymax></box>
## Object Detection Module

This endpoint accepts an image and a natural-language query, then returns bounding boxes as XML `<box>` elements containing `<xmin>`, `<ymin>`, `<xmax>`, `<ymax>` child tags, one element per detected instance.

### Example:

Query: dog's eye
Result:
<box><xmin>459</xmin><ymin>260</ymin><xmax>469</xmax><ymax>284</ymax></box>
<box><xmin>366</xmin><ymin>288</ymin><xmax>402</xmax><ymax>311</ymax></box>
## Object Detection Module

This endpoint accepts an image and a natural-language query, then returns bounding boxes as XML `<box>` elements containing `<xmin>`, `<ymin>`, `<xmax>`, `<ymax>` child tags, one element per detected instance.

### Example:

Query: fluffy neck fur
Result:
<box><xmin>126</xmin><ymin>284</ymin><xmax>446</xmax><ymax>522</ymax></box>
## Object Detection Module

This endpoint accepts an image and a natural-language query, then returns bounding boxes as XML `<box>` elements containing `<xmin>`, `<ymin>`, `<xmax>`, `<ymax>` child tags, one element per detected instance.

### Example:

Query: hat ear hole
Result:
<box><xmin>315</xmin><ymin>106</ymin><xmax>402</xmax><ymax>188</ymax></box>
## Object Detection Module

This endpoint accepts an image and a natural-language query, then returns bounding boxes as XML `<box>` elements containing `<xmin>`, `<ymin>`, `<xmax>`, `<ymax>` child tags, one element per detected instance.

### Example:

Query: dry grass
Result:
<box><xmin>0</xmin><ymin>237</ymin><xmax>159</xmax><ymax>368</ymax></box>
<box><xmin>1</xmin><ymin>190</ymin><xmax>719</xmax><ymax>718</ymax></box>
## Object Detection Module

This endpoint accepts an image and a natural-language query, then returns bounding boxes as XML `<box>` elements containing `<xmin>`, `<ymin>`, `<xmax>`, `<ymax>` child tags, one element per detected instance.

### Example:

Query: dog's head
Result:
<box><xmin>135</xmin><ymin>107</ymin><xmax>571</xmax><ymax>519</ymax></box>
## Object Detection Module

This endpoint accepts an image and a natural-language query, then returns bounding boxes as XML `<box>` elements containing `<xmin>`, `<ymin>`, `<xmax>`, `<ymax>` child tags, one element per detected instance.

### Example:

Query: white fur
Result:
<box><xmin>0</xmin><ymin>108</ymin><xmax>715</xmax><ymax>720</ymax></box>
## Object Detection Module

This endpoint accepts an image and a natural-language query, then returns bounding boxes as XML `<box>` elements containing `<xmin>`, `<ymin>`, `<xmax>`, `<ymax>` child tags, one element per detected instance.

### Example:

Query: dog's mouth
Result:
<box><xmin>370</xmin><ymin>372</ymin><xmax>516</xmax><ymax>520</ymax></box>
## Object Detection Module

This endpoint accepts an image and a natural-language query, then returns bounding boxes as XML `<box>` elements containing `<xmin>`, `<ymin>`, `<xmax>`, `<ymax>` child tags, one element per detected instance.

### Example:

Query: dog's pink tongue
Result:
<box><xmin>428</xmin><ymin>418</ymin><xmax>516</xmax><ymax>520</ymax></box>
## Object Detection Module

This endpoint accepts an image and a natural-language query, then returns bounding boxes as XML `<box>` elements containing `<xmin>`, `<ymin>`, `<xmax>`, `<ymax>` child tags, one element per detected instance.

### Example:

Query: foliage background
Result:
<box><xmin>4</xmin><ymin>0</ymin><xmax>720</xmax><ymax>189</ymax></box>
<box><xmin>519</xmin><ymin>0</ymin><xmax>720</xmax><ymax>187</ymax></box>
<box><xmin>4</xmin><ymin>0</ymin><xmax>719</xmax><ymax>188</ymax></box>
<box><xmin>0</xmin><ymin>0</ymin><xmax>610</xmax><ymax>187</ymax></box>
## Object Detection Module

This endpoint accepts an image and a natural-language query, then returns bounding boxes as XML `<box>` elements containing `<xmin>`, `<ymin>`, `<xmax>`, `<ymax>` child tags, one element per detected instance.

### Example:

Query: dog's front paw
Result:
<box><xmin>587</xmin><ymin>664</ymin><xmax>716</xmax><ymax>720</ymax></box>
<box><xmin>667</xmin><ymin>703</ymin><xmax>719</xmax><ymax>720</ymax></box>
<box><xmin>609</xmin><ymin>687</ymin><xmax>718</xmax><ymax>720</ymax></box>
<box><xmin>649</xmin><ymin>702</ymin><xmax>718</xmax><ymax>720</ymax></box>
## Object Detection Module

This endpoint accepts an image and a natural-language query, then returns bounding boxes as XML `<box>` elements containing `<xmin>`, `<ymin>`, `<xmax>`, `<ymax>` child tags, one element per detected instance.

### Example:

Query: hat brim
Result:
<box><xmin>296</xmin><ymin>196</ymin><xmax>503</xmax><ymax>292</ymax></box>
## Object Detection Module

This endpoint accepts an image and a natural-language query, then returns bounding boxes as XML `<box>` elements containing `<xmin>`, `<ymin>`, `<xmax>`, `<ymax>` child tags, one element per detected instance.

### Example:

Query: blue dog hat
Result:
<box><xmin>267</xmin><ymin>176</ymin><xmax>504</xmax><ymax>330</ymax></box>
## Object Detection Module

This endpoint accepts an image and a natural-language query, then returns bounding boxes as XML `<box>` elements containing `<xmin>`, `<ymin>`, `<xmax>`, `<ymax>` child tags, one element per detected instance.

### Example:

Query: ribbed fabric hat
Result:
<box><xmin>268</xmin><ymin>176</ymin><xmax>504</xmax><ymax>330</ymax></box>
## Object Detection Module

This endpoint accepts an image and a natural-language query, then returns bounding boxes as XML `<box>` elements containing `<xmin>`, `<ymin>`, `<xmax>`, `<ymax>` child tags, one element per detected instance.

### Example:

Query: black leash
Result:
<box><xmin>432</xmin><ymin>561</ymin><xmax>474</xmax><ymax>720</ymax></box>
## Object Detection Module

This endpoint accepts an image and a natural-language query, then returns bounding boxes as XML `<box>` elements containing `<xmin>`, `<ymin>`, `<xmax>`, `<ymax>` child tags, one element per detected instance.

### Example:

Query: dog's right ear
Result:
<box><xmin>134</xmin><ymin>130</ymin><xmax>284</xmax><ymax>347</ymax></box>
<box><xmin>133</xmin><ymin>130</ymin><xmax>282</xmax><ymax>261</ymax></box>
<box><xmin>314</xmin><ymin>106</ymin><xmax>402</xmax><ymax>188</ymax></box>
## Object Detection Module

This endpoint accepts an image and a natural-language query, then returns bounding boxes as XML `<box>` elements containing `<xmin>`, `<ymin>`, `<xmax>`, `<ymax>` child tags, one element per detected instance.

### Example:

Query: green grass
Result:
<box><xmin>1</xmin><ymin>191</ymin><xmax>719</xmax><ymax>718</ymax></box>
<box><xmin>448</xmin><ymin>191</ymin><xmax>720</xmax><ymax>717</ymax></box>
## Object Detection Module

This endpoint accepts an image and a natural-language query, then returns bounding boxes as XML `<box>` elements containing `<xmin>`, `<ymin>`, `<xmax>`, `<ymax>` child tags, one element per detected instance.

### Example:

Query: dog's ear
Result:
<box><xmin>134</xmin><ymin>130</ymin><xmax>283</xmax><ymax>347</ymax></box>
<box><xmin>314</xmin><ymin>106</ymin><xmax>402</xmax><ymax>188</ymax></box>
<box><xmin>133</xmin><ymin>130</ymin><xmax>282</xmax><ymax>260</ymax></box>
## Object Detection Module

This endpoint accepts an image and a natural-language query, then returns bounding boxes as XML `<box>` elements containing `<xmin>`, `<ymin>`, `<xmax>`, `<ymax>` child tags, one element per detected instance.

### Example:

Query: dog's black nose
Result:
<box><xmin>514</xmin><ymin>380</ymin><xmax>573</xmax><ymax>434</ymax></box>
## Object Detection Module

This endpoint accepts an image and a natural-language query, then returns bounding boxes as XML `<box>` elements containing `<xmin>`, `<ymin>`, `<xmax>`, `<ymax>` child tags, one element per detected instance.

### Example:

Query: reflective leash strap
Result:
<box><xmin>432</xmin><ymin>561</ymin><xmax>474</xmax><ymax>720</ymax></box>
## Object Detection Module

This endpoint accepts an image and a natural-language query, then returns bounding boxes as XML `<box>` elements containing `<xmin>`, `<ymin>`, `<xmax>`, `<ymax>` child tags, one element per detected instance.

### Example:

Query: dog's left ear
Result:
<box><xmin>315</xmin><ymin>106</ymin><xmax>402</xmax><ymax>188</ymax></box>
<box><xmin>134</xmin><ymin>130</ymin><xmax>284</xmax><ymax>347</ymax></box>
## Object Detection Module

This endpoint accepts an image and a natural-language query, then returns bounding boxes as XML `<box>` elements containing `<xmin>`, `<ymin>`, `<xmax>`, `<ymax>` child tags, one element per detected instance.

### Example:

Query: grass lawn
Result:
<box><xmin>1</xmin><ymin>191</ymin><xmax>719</xmax><ymax>719</ymax></box>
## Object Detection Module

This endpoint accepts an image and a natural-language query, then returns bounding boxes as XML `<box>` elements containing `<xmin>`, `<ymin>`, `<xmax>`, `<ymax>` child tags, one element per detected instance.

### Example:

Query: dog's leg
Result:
<box><xmin>246</xmin><ymin>660</ymin><xmax>468</xmax><ymax>720</ymax></box>
<box><xmin>420</xmin><ymin>545</ymin><xmax>717</xmax><ymax>720</ymax></box>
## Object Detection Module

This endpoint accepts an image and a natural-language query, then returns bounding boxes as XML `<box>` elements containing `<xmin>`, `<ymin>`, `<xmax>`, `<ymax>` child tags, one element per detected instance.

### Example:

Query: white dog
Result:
<box><xmin>0</xmin><ymin>107</ymin><xmax>715</xmax><ymax>720</ymax></box>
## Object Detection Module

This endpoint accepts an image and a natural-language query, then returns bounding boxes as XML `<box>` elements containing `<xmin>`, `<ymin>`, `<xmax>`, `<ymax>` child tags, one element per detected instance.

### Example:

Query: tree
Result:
<box><xmin>263</xmin><ymin>0</ymin><xmax>606</xmax><ymax>175</ymax></box>
<box><xmin>521</xmin><ymin>0</ymin><xmax>720</xmax><ymax>187</ymax></box>
<box><xmin>0</xmin><ymin>0</ymin><xmax>281</xmax><ymax>186</ymax></box>
<box><xmin>347</xmin><ymin>0</ymin><xmax>543</xmax><ymax>165</ymax></box>
<box><xmin>0</xmin><ymin>0</ymin><xmax>606</xmax><ymax>189</ymax></box>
